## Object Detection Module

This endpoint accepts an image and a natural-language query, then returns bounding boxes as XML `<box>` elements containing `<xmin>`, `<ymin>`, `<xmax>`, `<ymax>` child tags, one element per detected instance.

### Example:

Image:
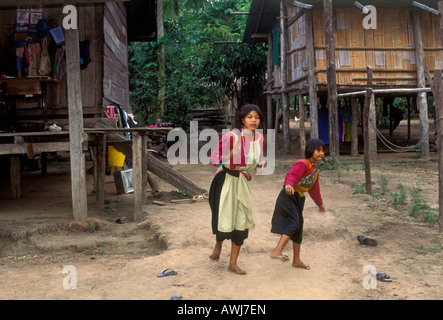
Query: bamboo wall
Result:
<box><xmin>284</xmin><ymin>6</ymin><xmax>443</xmax><ymax>94</ymax></box>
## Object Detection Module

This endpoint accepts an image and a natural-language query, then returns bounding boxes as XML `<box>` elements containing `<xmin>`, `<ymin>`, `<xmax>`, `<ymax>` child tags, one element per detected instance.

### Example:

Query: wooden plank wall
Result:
<box><xmin>307</xmin><ymin>7</ymin><xmax>443</xmax><ymax>91</ymax></box>
<box><xmin>103</xmin><ymin>1</ymin><xmax>130</xmax><ymax>110</ymax></box>
<box><xmin>0</xmin><ymin>5</ymin><xmax>105</xmax><ymax>109</ymax></box>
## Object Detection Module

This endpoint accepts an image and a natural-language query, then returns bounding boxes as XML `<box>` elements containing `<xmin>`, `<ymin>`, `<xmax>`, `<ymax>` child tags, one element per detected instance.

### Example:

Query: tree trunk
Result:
<box><xmin>157</xmin><ymin>0</ymin><xmax>165</xmax><ymax>117</ymax></box>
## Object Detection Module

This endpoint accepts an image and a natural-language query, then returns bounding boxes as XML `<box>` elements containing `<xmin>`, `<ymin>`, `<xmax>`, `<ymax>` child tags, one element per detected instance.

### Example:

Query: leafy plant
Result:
<box><xmin>390</xmin><ymin>183</ymin><xmax>407</xmax><ymax>207</ymax></box>
<box><xmin>408</xmin><ymin>183</ymin><xmax>438</xmax><ymax>226</ymax></box>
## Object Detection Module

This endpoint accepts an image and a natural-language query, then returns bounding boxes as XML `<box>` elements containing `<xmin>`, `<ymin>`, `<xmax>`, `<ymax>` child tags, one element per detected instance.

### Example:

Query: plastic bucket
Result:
<box><xmin>108</xmin><ymin>146</ymin><xmax>125</xmax><ymax>167</ymax></box>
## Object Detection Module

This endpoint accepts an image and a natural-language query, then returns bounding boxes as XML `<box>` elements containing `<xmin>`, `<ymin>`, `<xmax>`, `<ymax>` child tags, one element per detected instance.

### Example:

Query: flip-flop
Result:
<box><xmin>357</xmin><ymin>235</ymin><xmax>378</xmax><ymax>247</ymax></box>
<box><xmin>376</xmin><ymin>273</ymin><xmax>392</xmax><ymax>282</ymax></box>
<box><xmin>157</xmin><ymin>269</ymin><xmax>178</xmax><ymax>277</ymax></box>
<box><xmin>270</xmin><ymin>254</ymin><xmax>290</xmax><ymax>262</ymax></box>
<box><xmin>170</xmin><ymin>295</ymin><xmax>183</xmax><ymax>300</ymax></box>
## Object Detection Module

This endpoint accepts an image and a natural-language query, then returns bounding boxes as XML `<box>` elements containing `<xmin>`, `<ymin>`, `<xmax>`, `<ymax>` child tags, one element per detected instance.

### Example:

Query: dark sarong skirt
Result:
<box><xmin>270</xmin><ymin>188</ymin><xmax>306</xmax><ymax>244</ymax></box>
<box><xmin>209</xmin><ymin>170</ymin><xmax>248</xmax><ymax>246</ymax></box>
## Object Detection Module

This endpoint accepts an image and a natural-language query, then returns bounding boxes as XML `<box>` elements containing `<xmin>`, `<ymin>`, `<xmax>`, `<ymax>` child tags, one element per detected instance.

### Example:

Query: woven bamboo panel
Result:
<box><xmin>308</xmin><ymin>7</ymin><xmax>442</xmax><ymax>90</ymax></box>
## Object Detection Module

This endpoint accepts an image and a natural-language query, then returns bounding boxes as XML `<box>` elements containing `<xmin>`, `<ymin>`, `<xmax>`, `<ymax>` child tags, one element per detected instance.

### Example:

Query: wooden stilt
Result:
<box><xmin>65</xmin><ymin>15</ymin><xmax>88</xmax><ymax>220</ymax></box>
<box><xmin>351</xmin><ymin>98</ymin><xmax>359</xmax><ymax>157</ymax></box>
<box><xmin>10</xmin><ymin>156</ymin><xmax>21</xmax><ymax>199</ymax></box>
<box><xmin>267</xmin><ymin>34</ymin><xmax>274</xmax><ymax>130</ymax></box>
<box><xmin>305</xmin><ymin>9</ymin><xmax>318</xmax><ymax>139</ymax></box>
<box><xmin>298</xmin><ymin>94</ymin><xmax>306</xmax><ymax>156</ymax></box>
<box><xmin>363</xmin><ymin>67</ymin><xmax>373</xmax><ymax>195</ymax></box>
<box><xmin>324</xmin><ymin>0</ymin><xmax>339</xmax><ymax>156</ymax></box>
<box><xmin>412</xmin><ymin>7</ymin><xmax>430</xmax><ymax>158</ymax></box>
<box><xmin>96</xmin><ymin>133</ymin><xmax>106</xmax><ymax>206</ymax></box>
<box><xmin>280</xmin><ymin>2</ymin><xmax>290</xmax><ymax>154</ymax></box>
<box><xmin>133</xmin><ymin>132</ymin><xmax>147</xmax><ymax>221</ymax></box>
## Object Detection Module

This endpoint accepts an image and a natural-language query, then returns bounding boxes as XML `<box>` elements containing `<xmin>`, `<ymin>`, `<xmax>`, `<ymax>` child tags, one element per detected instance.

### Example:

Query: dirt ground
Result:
<box><xmin>0</xmin><ymin>119</ymin><xmax>442</xmax><ymax>300</ymax></box>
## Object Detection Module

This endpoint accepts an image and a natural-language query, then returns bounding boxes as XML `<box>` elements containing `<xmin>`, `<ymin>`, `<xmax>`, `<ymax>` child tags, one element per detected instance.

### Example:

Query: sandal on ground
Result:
<box><xmin>157</xmin><ymin>269</ymin><xmax>178</xmax><ymax>277</ymax></box>
<box><xmin>357</xmin><ymin>235</ymin><xmax>378</xmax><ymax>247</ymax></box>
<box><xmin>376</xmin><ymin>273</ymin><xmax>392</xmax><ymax>282</ymax></box>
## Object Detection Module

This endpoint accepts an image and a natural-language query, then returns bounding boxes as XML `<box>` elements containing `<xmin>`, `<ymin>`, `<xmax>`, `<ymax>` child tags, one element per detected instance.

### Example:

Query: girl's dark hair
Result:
<box><xmin>305</xmin><ymin>138</ymin><xmax>325</xmax><ymax>159</ymax></box>
<box><xmin>237</xmin><ymin>104</ymin><xmax>264</xmax><ymax>125</ymax></box>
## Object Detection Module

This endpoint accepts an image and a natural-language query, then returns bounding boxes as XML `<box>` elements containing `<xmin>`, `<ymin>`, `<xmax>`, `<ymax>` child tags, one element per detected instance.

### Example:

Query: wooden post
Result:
<box><xmin>298</xmin><ymin>94</ymin><xmax>306</xmax><ymax>156</ymax></box>
<box><xmin>280</xmin><ymin>2</ymin><xmax>290</xmax><ymax>154</ymax></box>
<box><xmin>369</xmin><ymin>93</ymin><xmax>377</xmax><ymax>159</ymax></box>
<box><xmin>267</xmin><ymin>34</ymin><xmax>274</xmax><ymax>130</ymax></box>
<box><xmin>426</xmin><ymin>68</ymin><xmax>443</xmax><ymax>233</ymax></box>
<box><xmin>437</xmin><ymin>1</ymin><xmax>443</xmax><ymax>232</ymax></box>
<box><xmin>435</xmin><ymin>71</ymin><xmax>443</xmax><ymax>233</ymax></box>
<box><xmin>10</xmin><ymin>156</ymin><xmax>21</xmax><ymax>199</ymax></box>
<box><xmin>96</xmin><ymin>133</ymin><xmax>106</xmax><ymax>206</ymax></box>
<box><xmin>65</xmin><ymin>17</ymin><xmax>88</xmax><ymax>220</ymax></box>
<box><xmin>351</xmin><ymin>98</ymin><xmax>359</xmax><ymax>157</ymax></box>
<box><xmin>324</xmin><ymin>0</ymin><xmax>339</xmax><ymax>156</ymax></box>
<box><xmin>363</xmin><ymin>67</ymin><xmax>373</xmax><ymax>195</ymax></box>
<box><xmin>407</xmin><ymin>97</ymin><xmax>411</xmax><ymax>142</ymax></box>
<box><xmin>412</xmin><ymin>8</ymin><xmax>430</xmax><ymax>158</ymax></box>
<box><xmin>133</xmin><ymin>133</ymin><xmax>147</xmax><ymax>221</ymax></box>
<box><xmin>305</xmin><ymin>9</ymin><xmax>318</xmax><ymax>139</ymax></box>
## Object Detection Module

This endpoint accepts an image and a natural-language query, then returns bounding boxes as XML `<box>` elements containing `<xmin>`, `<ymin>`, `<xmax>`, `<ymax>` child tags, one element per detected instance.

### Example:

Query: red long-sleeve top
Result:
<box><xmin>284</xmin><ymin>160</ymin><xmax>323</xmax><ymax>207</ymax></box>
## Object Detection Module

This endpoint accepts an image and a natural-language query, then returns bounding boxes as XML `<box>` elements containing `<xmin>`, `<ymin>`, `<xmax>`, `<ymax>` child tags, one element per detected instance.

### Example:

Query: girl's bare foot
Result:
<box><xmin>292</xmin><ymin>260</ymin><xmax>310</xmax><ymax>270</ymax></box>
<box><xmin>227</xmin><ymin>265</ymin><xmax>247</xmax><ymax>275</ymax></box>
<box><xmin>209</xmin><ymin>242</ymin><xmax>222</xmax><ymax>261</ymax></box>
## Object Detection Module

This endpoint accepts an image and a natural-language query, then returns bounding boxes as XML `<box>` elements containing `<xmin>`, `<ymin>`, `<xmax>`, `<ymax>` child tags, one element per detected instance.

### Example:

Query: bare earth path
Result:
<box><xmin>0</xmin><ymin>147</ymin><xmax>441</xmax><ymax>300</ymax></box>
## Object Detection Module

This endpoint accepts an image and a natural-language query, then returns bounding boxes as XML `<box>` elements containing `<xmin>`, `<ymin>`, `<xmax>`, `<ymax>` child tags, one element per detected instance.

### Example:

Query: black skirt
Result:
<box><xmin>270</xmin><ymin>188</ymin><xmax>305</xmax><ymax>244</ymax></box>
<box><xmin>209</xmin><ymin>170</ymin><xmax>249</xmax><ymax>246</ymax></box>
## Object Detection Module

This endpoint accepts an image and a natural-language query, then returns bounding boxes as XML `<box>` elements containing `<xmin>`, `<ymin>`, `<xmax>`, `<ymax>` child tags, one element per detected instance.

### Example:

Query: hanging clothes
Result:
<box><xmin>53</xmin><ymin>45</ymin><xmax>66</xmax><ymax>83</ymax></box>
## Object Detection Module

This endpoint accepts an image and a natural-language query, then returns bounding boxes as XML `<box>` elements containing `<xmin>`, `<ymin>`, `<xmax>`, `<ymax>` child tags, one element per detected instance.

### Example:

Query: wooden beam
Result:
<box><xmin>0</xmin><ymin>141</ymin><xmax>84</xmax><ymax>155</ymax></box>
<box><xmin>65</xmin><ymin>18</ymin><xmax>88</xmax><ymax>220</ymax></box>
<box><xmin>287</xmin><ymin>0</ymin><xmax>313</xmax><ymax>10</ymax></box>
<box><xmin>0</xmin><ymin>0</ymin><xmax>129</xmax><ymax>7</ymax></box>
<box><xmin>411</xmin><ymin>1</ymin><xmax>440</xmax><ymax>15</ymax></box>
<box><xmin>324</xmin><ymin>0</ymin><xmax>339</xmax><ymax>156</ymax></box>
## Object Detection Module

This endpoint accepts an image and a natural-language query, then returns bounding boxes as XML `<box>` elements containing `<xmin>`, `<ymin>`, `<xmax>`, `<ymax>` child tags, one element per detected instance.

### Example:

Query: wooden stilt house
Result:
<box><xmin>0</xmin><ymin>0</ymin><xmax>156</xmax><ymax>219</ymax></box>
<box><xmin>244</xmin><ymin>0</ymin><xmax>442</xmax><ymax>157</ymax></box>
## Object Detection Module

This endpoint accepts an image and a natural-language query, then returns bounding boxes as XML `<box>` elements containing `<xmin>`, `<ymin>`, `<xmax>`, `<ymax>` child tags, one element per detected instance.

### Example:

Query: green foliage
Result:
<box><xmin>378</xmin><ymin>170</ymin><xmax>389</xmax><ymax>194</ymax></box>
<box><xmin>390</xmin><ymin>183</ymin><xmax>407</xmax><ymax>207</ymax></box>
<box><xmin>408</xmin><ymin>183</ymin><xmax>438</xmax><ymax>226</ymax></box>
<box><xmin>128</xmin><ymin>0</ymin><xmax>268</xmax><ymax>129</ymax></box>
<box><xmin>317</xmin><ymin>155</ymin><xmax>340</xmax><ymax>171</ymax></box>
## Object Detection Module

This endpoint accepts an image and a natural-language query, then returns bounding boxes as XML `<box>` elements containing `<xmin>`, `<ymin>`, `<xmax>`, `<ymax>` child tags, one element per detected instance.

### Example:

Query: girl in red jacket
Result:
<box><xmin>270</xmin><ymin>138</ymin><xmax>326</xmax><ymax>270</ymax></box>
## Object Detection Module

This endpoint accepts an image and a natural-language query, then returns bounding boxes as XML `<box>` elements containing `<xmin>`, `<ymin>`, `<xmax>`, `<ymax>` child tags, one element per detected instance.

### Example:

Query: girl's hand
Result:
<box><xmin>284</xmin><ymin>184</ymin><xmax>294</xmax><ymax>195</ymax></box>
<box><xmin>318</xmin><ymin>205</ymin><xmax>326</xmax><ymax>212</ymax></box>
<box><xmin>256</xmin><ymin>161</ymin><xmax>266</xmax><ymax>175</ymax></box>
